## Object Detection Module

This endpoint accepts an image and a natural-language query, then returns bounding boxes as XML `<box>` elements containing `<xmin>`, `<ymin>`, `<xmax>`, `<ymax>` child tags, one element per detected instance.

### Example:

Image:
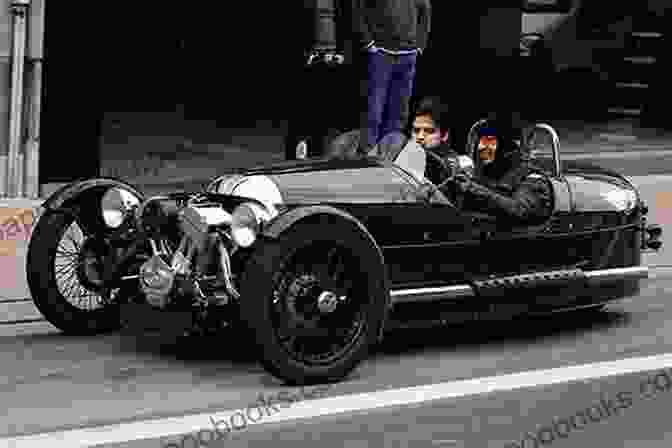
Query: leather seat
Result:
<box><xmin>374</xmin><ymin>132</ymin><xmax>427</xmax><ymax>180</ymax></box>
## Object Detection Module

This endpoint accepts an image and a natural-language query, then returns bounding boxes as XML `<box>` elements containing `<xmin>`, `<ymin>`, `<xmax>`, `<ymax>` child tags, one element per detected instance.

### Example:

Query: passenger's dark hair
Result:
<box><xmin>413</xmin><ymin>96</ymin><xmax>451</xmax><ymax>134</ymax></box>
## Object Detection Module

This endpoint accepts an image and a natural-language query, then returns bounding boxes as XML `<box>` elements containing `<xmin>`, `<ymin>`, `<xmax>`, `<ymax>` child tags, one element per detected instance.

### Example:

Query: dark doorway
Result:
<box><xmin>39</xmin><ymin>3</ymin><xmax>184</xmax><ymax>183</ymax></box>
<box><xmin>39</xmin><ymin>4</ymin><xmax>312</xmax><ymax>185</ymax></box>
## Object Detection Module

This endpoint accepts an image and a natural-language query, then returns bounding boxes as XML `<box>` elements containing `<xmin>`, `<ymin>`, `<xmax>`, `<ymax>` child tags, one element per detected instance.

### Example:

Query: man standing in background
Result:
<box><xmin>353</xmin><ymin>0</ymin><xmax>432</xmax><ymax>152</ymax></box>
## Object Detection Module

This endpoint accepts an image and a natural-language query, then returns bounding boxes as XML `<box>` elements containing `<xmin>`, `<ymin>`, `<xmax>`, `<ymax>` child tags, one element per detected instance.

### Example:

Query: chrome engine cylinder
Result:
<box><xmin>137</xmin><ymin>201</ymin><xmax>240</xmax><ymax>308</ymax></box>
<box><xmin>139</xmin><ymin>253</ymin><xmax>175</xmax><ymax>308</ymax></box>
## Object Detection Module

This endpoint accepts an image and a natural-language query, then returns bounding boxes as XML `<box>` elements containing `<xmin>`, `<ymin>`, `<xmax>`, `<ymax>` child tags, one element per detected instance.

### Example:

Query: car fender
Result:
<box><xmin>262</xmin><ymin>205</ymin><xmax>391</xmax><ymax>343</ymax></box>
<box><xmin>41</xmin><ymin>177</ymin><xmax>145</xmax><ymax>212</ymax></box>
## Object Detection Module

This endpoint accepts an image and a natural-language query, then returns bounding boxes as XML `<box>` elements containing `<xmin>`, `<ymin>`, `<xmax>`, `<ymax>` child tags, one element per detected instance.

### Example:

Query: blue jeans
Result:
<box><xmin>363</xmin><ymin>51</ymin><xmax>418</xmax><ymax>149</ymax></box>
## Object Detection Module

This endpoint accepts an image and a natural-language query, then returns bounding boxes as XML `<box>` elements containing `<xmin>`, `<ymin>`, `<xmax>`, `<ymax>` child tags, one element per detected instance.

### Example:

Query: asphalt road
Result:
<box><xmin>2</xmin><ymin>169</ymin><xmax>672</xmax><ymax>448</ymax></box>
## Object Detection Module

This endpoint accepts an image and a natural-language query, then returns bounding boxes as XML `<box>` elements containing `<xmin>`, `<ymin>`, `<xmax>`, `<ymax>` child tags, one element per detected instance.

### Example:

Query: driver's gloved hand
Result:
<box><xmin>454</xmin><ymin>173</ymin><xmax>472</xmax><ymax>192</ymax></box>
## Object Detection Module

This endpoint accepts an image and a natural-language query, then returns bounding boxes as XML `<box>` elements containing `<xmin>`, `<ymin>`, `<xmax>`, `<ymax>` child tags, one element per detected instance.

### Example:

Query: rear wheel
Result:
<box><xmin>26</xmin><ymin>210</ymin><xmax>121</xmax><ymax>335</ymax></box>
<box><xmin>240</xmin><ymin>217</ymin><xmax>388</xmax><ymax>385</ymax></box>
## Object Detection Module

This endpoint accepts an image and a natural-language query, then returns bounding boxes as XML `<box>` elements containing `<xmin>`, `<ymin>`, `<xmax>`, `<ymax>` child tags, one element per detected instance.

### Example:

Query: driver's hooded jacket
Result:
<box><xmin>458</xmin><ymin>138</ymin><xmax>554</xmax><ymax>225</ymax></box>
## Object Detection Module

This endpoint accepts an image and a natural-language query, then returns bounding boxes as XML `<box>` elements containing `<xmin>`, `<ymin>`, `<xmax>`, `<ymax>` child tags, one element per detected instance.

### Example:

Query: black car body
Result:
<box><xmin>26</xmin><ymin>123</ymin><xmax>662</xmax><ymax>385</ymax></box>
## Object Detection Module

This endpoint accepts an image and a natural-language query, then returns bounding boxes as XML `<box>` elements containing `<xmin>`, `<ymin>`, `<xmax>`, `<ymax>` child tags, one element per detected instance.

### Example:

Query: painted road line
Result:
<box><xmin>4</xmin><ymin>353</ymin><xmax>672</xmax><ymax>447</ymax></box>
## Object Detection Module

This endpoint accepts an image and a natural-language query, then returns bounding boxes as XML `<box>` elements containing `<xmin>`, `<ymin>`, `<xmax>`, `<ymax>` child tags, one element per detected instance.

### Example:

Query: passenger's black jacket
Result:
<box><xmin>455</xmin><ymin>144</ymin><xmax>554</xmax><ymax>225</ymax></box>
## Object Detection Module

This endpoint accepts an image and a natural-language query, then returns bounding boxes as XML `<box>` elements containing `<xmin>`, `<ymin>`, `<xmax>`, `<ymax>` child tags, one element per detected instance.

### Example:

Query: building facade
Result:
<box><xmin>0</xmin><ymin>1</ymin><xmax>669</xmax><ymax>198</ymax></box>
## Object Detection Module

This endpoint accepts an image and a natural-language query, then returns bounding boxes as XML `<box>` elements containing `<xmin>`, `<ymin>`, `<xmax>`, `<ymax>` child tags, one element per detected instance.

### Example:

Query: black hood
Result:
<box><xmin>473</xmin><ymin>114</ymin><xmax>525</xmax><ymax>181</ymax></box>
<box><xmin>476</xmin><ymin>138</ymin><xmax>524</xmax><ymax>181</ymax></box>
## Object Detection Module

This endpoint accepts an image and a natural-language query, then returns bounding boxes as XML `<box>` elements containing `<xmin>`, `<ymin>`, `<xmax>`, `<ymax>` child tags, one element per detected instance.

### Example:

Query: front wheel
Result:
<box><xmin>26</xmin><ymin>210</ymin><xmax>122</xmax><ymax>335</ymax></box>
<box><xmin>240</xmin><ymin>217</ymin><xmax>389</xmax><ymax>385</ymax></box>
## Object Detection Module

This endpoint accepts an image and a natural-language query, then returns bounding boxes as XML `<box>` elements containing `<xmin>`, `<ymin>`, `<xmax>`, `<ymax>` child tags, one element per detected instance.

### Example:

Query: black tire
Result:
<box><xmin>239</xmin><ymin>216</ymin><xmax>388</xmax><ymax>385</ymax></box>
<box><xmin>26</xmin><ymin>210</ymin><xmax>121</xmax><ymax>335</ymax></box>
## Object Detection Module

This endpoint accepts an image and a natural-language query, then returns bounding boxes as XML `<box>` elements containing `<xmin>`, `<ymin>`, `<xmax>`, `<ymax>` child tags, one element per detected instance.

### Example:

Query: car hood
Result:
<box><xmin>240</xmin><ymin>157</ymin><xmax>382</xmax><ymax>176</ymax></box>
<box><xmin>210</xmin><ymin>158</ymin><xmax>419</xmax><ymax>205</ymax></box>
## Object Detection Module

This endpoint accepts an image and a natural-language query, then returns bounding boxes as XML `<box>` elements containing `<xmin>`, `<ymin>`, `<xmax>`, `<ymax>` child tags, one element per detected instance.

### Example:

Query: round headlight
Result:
<box><xmin>231</xmin><ymin>226</ymin><xmax>257</xmax><ymax>248</ymax></box>
<box><xmin>101</xmin><ymin>187</ymin><xmax>140</xmax><ymax>228</ymax></box>
<box><xmin>603</xmin><ymin>188</ymin><xmax>638</xmax><ymax>213</ymax></box>
<box><xmin>231</xmin><ymin>202</ymin><xmax>262</xmax><ymax>247</ymax></box>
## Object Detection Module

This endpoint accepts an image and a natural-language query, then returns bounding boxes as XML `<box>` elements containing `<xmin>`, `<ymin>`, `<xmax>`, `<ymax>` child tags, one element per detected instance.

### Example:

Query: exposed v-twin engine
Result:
<box><xmin>138</xmin><ymin>202</ymin><xmax>239</xmax><ymax>308</ymax></box>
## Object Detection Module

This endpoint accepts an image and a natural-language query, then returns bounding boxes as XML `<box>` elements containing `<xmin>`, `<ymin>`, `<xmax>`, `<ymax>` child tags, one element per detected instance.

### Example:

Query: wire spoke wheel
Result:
<box><xmin>240</xmin><ymin>218</ymin><xmax>388</xmax><ymax>385</ymax></box>
<box><xmin>27</xmin><ymin>210</ymin><xmax>122</xmax><ymax>335</ymax></box>
<box><xmin>271</xmin><ymin>241</ymin><xmax>368</xmax><ymax>365</ymax></box>
<box><xmin>53</xmin><ymin>220</ymin><xmax>108</xmax><ymax>311</ymax></box>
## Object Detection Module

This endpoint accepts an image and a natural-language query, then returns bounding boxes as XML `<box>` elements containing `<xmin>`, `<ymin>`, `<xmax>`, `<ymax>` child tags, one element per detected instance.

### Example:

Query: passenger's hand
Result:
<box><xmin>417</xmin><ymin>182</ymin><xmax>436</xmax><ymax>200</ymax></box>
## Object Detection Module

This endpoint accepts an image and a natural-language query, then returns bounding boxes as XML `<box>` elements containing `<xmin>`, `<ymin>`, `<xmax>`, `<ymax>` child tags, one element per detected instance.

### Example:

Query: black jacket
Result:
<box><xmin>351</xmin><ymin>0</ymin><xmax>432</xmax><ymax>52</ymax></box>
<box><xmin>458</xmin><ymin>150</ymin><xmax>554</xmax><ymax>225</ymax></box>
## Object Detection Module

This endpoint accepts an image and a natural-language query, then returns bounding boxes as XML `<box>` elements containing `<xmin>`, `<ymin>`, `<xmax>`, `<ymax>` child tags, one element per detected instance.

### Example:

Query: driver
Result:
<box><xmin>448</xmin><ymin>121</ymin><xmax>554</xmax><ymax>225</ymax></box>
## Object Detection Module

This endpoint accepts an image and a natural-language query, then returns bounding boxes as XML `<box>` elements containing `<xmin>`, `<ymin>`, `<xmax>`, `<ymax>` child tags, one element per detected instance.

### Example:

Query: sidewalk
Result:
<box><xmin>0</xmin><ymin>199</ymin><xmax>51</xmax><ymax>336</ymax></box>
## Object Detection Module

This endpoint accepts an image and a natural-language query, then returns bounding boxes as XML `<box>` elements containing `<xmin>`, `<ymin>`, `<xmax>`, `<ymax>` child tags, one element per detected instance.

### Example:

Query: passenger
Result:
<box><xmin>411</xmin><ymin>96</ymin><xmax>474</xmax><ymax>181</ymax></box>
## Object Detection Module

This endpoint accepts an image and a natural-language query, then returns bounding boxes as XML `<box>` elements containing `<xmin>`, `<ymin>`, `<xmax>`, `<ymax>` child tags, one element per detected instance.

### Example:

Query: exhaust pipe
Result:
<box><xmin>584</xmin><ymin>266</ymin><xmax>649</xmax><ymax>286</ymax></box>
<box><xmin>390</xmin><ymin>285</ymin><xmax>475</xmax><ymax>304</ymax></box>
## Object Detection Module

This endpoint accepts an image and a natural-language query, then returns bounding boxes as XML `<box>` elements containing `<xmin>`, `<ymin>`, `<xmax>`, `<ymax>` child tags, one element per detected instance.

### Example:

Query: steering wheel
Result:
<box><xmin>424</xmin><ymin>150</ymin><xmax>454</xmax><ymax>185</ymax></box>
<box><xmin>423</xmin><ymin>150</ymin><xmax>469</xmax><ymax>205</ymax></box>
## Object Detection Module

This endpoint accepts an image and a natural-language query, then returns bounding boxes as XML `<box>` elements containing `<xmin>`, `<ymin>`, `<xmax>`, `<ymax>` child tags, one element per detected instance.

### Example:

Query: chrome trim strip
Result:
<box><xmin>390</xmin><ymin>285</ymin><xmax>475</xmax><ymax>304</ymax></box>
<box><xmin>389</xmin><ymin>266</ymin><xmax>648</xmax><ymax>304</ymax></box>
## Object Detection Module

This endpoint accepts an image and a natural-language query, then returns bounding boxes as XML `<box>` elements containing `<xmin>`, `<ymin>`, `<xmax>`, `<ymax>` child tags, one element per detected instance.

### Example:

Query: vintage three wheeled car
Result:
<box><xmin>26</xmin><ymin>122</ymin><xmax>662</xmax><ymax>385</ymax></box>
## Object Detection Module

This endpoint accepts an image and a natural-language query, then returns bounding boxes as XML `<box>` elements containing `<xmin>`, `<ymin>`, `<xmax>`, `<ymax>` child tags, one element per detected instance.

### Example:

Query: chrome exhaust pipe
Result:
<box><xmin>390</xmin><ymin>284</ymin><xmax>475</xmax><ymax>304</ymax></box>
<box><xmin>584</xmin><ymin>266</ymin><xmax>649</xmax><ymax>286</ymax></box>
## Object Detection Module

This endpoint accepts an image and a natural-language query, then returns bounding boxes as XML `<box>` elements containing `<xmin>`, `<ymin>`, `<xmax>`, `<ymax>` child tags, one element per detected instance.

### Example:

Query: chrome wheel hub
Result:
<box><xmin>317</xmin><ymin>290</ymin><xmax>345</xmax><ymax>313</ymax></box>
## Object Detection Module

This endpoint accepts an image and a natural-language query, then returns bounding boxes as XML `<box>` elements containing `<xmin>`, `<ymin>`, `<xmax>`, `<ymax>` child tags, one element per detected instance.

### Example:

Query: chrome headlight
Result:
<box><xmin>603</xmin><ymin>188</ymin><xmax>638</xmax><ymax>213</ymax></box>
<box><xmin>101</xmin><ymin>187</ymin><xmax>141</xmax><ymax>228</ymax></box>
<box><xmin>230</xmin><ymin>202</ymin><xmax>270</xmax><ymax>248</ymax></box>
